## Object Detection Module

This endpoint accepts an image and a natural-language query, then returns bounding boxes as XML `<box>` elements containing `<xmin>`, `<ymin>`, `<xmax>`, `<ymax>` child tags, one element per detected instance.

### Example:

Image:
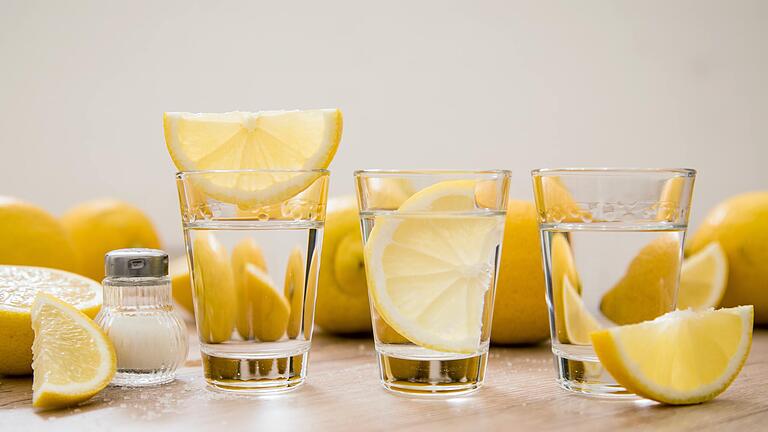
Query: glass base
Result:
<box><xmin>553</xmin><ymin>353</ymin><xmax>637</xmax><ymax>399</ymax></box>
<box><xmin>111</xmin><ymin>370</ymin><xmax>176</xmax><ymax>387</ymax></box>
<box><xmin>202</xmin><ymin>352</ymin><xmax>307</xmax><ymax>394</ymax></box>
<box><xmin>376</xmin><ymin>351</ymin><xmax>487</xmax><ymax>397</ymax></box>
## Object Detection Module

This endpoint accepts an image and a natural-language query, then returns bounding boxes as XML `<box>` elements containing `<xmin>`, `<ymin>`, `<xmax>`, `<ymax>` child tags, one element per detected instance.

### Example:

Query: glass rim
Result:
<box><xmin>531</xmin><ymin>167</ymin><xmax>696</xmax><ymax>177</ymax></box>
<box><xmin>176</xmin><ymin>168</ymin><xmax>329</xmax><ymax>178</ymax></box>
<box><xmin>353</xmin><ymin>169</ymin><xmax>511</xmax><ymax>177</ymax></box>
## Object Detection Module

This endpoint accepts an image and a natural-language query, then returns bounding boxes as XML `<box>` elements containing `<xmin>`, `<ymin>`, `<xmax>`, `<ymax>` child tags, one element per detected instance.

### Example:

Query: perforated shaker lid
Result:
<box><xmin>104</xmin><ymin>248</ymin><xmax>169</xmax><ymax>278</ymax></box>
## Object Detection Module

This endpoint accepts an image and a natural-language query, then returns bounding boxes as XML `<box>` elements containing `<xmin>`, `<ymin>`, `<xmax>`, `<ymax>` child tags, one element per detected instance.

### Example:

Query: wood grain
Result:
<box><xmin>2</xmin><ymin>329</ymin><xmax>767</xmax><ymax>432</ymax></box>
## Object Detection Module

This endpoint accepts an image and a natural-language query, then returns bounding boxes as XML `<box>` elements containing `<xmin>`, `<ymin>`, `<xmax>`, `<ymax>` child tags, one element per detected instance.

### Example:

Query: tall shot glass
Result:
<box><xmin>531</xmin><ymin>168</ymin><xmax>696</xmax><ymax>397</ymax></box>
<box><xmin>355</xmin><ymin>170</ymin><xmax>511</xmax><ymax>396</ymax></box>
<box><xmin>176</xmin><ymin>169</ymin><xmax>328</xmax><ymax>393</ymax></box>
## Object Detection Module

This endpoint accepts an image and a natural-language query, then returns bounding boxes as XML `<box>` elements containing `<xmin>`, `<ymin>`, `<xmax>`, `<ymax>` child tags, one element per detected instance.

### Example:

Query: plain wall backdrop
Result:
<box><xmin>1</xmin><ymin>0</ymin><xmax>766</xmax><ymax>253</ymax></box>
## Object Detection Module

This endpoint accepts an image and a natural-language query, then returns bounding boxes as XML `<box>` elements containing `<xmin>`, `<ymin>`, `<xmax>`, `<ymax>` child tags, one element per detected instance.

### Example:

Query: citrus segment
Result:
<box><xmin>0</xmin><ymin>266</ymin><xmax>102</xmax><ymax>376</ymax></box>
<box><xmin>242</xmin><ymin>263</ymin><xmax>290</xmax><ymax>342</ymax></box>
<box><xmin>364</xmin><ymin>181</ymin><xmax>503</xmax><ymax>353</ymax></box>
<box><xmin>31</xmin><ymin>293</ymin><xmax>116</xmax><ymax>409</ymax></box>
<box><xmin>562</xmin><ymin>276</ymin><xmax>601</xmax><ymax>345</ymax></box>
<box><xmin>678</xmin><ymin>242</ymin><xmax>727</xmax><ymax>310</ymax></box>
<box><xmin>231</xmin><ymin>237</ymin><xmax>268</xmax><ymax>339</ymax></box>
<box><xmin>164</xmin><ymin>110</ymin><xmax>342</xmax><ymax>205</ymax></box>
<box><xmin>591</xmin><ymin>306</ymin><xmax>753</xmax><ymax>405</ymax></box>
<box><xmin>192</xmin><ymin>233</ymin><xmax>236</xmax><ymax>343</ymax></box>
<box><xmin>284</xmin><ymin>247</ymin><xmax>306</xmax><ymax>339</ymax></box>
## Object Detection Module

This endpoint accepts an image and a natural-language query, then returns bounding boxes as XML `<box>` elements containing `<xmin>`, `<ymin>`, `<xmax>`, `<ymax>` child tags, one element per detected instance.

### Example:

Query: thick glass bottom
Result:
<box><xmin>376</xmin><ymin>351</ymin><xmax>487</xmax><ymax>397</ymax></box>
<box><xmin>553</xmin><ymin>353</ymin><xmax>637</xmax><ymax>399</ymax></box>
<box><xmin>112</xmin><ymin>370</ymin><xmax>177</xmax><ymax>387</ymax></box>
<box><xmin>202</xmin><ymin>351</ymin><xmax>307</xmax><ymax>394</ymax></box>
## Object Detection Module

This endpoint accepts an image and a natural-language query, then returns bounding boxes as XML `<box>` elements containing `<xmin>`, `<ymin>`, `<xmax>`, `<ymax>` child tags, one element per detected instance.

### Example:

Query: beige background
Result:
<box><xmin>1</xmin><ymin>0</ymin><xmax>766</xmax><ymax>251</ymax></box>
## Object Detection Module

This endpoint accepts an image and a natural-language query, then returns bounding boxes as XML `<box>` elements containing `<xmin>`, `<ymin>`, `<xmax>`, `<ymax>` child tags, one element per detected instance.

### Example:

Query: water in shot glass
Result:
<box><xmin>355</xmin><ymin>170</ymin><xmax>510</xmax><ymax>396</ymax></box>
<box><xmin>531</xmin><ymin>168</ymin><xmax>696</xmax><ymax>397</ymax></box>
<box><xmin>176</xmin><ymin>169</ymin><xmax>329</xmax><ymax>393</ymax></box>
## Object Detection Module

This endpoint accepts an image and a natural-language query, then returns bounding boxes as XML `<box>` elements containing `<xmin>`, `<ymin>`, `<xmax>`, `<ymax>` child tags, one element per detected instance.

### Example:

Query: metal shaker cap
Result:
<box><xmin>105</xmin><ymin>249</ymin><xmax>169</xmax><ymax>278</ymax></box>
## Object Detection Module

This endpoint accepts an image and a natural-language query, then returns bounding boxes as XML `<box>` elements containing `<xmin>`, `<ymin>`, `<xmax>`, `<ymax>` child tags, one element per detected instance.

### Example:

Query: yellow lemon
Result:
<box><xmin>231</xmin><ymin>238</ymin><xmax>268</xmax><ymax>339</ymax></box>
<box><xmin>0</xmin><ymin>265</ymin><xmax>101</xmax><ymax>376</ymax></box>
<box><xmin>164</xmin><ymin>110</ymin><xmax>342</xmax><ymax>206</ymax></box>
<box><xmin>0</xmin><ymin>197</ymin><xmax>78</xmax><ymax>272</ymax></box>
<box><xmin>678</xmin><ymin>242</ymin><xmax>728</xmax><ymax>310</ymax></box>
<box><xmin>315</xmin><ymin>196</ymin><xmax>371</xmax><ymax>334</ymax></box>
<box><xmin>170</xmin><ymin>257</ymin><xmax>194</xmax><ymax>314</ymax></box>
<box><xmin>591</xmin><ymin>306</ymin><xmax>753</xmax><ymax>405</ymax></box>
<box><xmin>490</xmin><ymin>200</ymin><xmax>550</xmax><ymax>345</ymax></box>
<box><xmin>532</xmin><ymin>176</ymin><xmax>589</xmax><ymax>223</ymax></box>
<box><xmin>686</xmin><ymin>192</ymin><xmax>768</xmax><ymax>323</ymax></box>
<box><xmin>600</xmin><ymin>234</ymin><xmax>680</xmax><ymax>325</ymax></box>
<box><xmin>549</xmin><ymin>233</ymin><xmax>582</xmax><ymax>343</ymax></box>
<box><xmin>240</xmin><ymin>263</ymin><xmax>290</xmax><ymax>342</ymax></box>
<box><xmin>31</xmin><ymin>293</ymin><xmax>116</xmax><ymax>409</ymax></box>
<box><xmin>364</xmin><ymin>181</ymin><xmax>504</xmax><ymax>353</ymax></box>
<box><xmin>284</xmin><ymin>247</ymin><xmax>306</xmax><ymax>339</ymax></box>
<box><xmin>61</xmin><ymin>199</ymin><xmax>161</xmax><ymax>281</ymax></box>
<box><xmin>192</xmin><ymin>233</ymin><xmax>236</xmax><ymax>343</ymax></box>
<box><xmin>562</xmin><ymin>276</ymin><xmax>601</xmax><ymax>345</ymax></box>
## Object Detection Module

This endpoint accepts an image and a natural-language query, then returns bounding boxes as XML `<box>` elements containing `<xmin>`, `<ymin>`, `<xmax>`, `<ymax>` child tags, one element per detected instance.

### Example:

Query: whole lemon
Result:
<box><xmin>315</xmin><ymin>196</ymin><xmax>371</xmax><ymax>334</ymax></box>
<box><xmin>686</xmin><ymin>191</ymin><xmax>768</xmax><ymax>323</ymax></box>
<box><xmin>490</xmin><ymin>200</ymin><xmax>550</xmax><ymax>345</ymax></box>
<box><xmin>0</xmin><ymin>197</ymin><xmax>78</xmax><ymax>272</ymax></box>
<box><xmin>61</xmin><ymin>199</ymin><xmax>162</xmax><ymax>281</ymax></box>
<box><xmin>169</xmin><ymin>256</ymin><xmax>194</xmax><ymax>314</ymax></box>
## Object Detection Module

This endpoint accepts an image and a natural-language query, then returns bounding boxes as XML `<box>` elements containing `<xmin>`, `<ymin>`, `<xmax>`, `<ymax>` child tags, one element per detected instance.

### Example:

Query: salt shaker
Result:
<box><xmin>95</xmin><ymin>249</ymin><xmax>188</xmax><ymax>386</ymax></box>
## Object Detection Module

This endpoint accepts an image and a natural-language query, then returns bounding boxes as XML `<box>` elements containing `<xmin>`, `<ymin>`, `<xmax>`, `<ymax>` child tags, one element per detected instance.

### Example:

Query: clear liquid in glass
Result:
<box><xmin>184</xmin><ymin>220</ymin><xmax>322</xmax><ymax>393</ymax></box>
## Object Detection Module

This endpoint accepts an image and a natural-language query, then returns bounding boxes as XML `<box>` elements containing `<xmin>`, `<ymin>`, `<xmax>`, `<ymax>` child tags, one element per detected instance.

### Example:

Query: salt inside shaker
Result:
<box><xmin>95</xmin><ymin>249</ymin><xmax>188</xmax><ymax>386</ymax></box>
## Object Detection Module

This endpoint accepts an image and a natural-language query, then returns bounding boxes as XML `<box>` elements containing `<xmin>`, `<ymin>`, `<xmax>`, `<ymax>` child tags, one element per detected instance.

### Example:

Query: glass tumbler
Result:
<box><xmin>176</xmin><ymin>169</ymin><xmax>328</xmax><ymax>393</ymax></box>
<box><xmin>531</xmin><ymin>168</ymin><xmax>696</xmax><ymax>397</ymax></box>
<box><xmin>355</xmin><ymin>170</ymin><xmax>510</xmax><ymax>396</ymax></box>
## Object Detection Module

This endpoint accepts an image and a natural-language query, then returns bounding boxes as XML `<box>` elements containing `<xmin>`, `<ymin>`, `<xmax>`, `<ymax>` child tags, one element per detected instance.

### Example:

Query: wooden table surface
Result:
<box><xmin>2</xmin><ymin>329</ymin><xmax>767</xmax><ymax>432</ymax></box>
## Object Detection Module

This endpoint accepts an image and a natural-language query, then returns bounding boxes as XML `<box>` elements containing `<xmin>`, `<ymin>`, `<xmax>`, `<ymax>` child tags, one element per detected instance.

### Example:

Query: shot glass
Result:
<box><xmin>176</xmin><ymin>169</ymin><xmax>329</xmax><ymax>393</ymax></box>
<box><xmin>354</xmin><ymin>170</ymin><xmax>511</xmax><ymax>396</ymax></box>
<box><xmin>531</xmin><ymin>168</ymin><xmax>696</xmax><ymax>397</ymax></box>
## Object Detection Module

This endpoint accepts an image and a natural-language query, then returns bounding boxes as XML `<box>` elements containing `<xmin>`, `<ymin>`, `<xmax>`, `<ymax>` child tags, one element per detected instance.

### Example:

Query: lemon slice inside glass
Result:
<box><xmin>591</xmin><ymin>305</ymin><xmax>753</xmax><ymax>405</ymax></box>
<box><xmin>364</xmin><ymin>180</ymin><xmax>504</xmax><ymax>354</ymax></box>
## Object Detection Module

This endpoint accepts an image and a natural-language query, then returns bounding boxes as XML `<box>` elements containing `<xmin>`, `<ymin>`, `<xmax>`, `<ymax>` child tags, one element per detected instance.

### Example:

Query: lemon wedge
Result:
<box><xmin>192</xmin><ymin>233</ymin><xmax>236</xmax><ymax>343</ymax></box>
<box><xmin>0</xmin><ymin>265</ymin><xmax>102</xmax><ymax>376</ymax></box>
<box><xmin>562</xmin><ymin>276</ymin><xmax>601</xmax><ymax>345</ymax></box>
<box><xmin>31</xmin><ymin>293</ymin><xmax>116</xmax><ymax>410</ymax></box>
<box><xmin>591</xmin><ymin>305</ymin><xmax>753</xmax><ymax>405</ymax></box>
<box><xmin>164</xmin><ymin>110</ymin><xmax>342</xmax><ymax>205</ymax></box>
<box><xmin>364</xmin><ymin>180</ymin><xmax>504</xmax><ymax>353</ymax></box>
<box><xmin>231</xmin><ymin>237</ymin><xmax>268</xmax><ymax>339</ymax></box>
<box><xmin>242</xmin><ymin>263</ymin><xmax>290</xmax><ymax>342</ymax></box>
<box><xmin>284</xmin><ymin>247</ymin><xmax>306</xmax><ymax>339</ymax></box>
<box><xmin>678</xmin><ymin>242</ymin><xmax>728</xmax><ymax>310</ymax></box>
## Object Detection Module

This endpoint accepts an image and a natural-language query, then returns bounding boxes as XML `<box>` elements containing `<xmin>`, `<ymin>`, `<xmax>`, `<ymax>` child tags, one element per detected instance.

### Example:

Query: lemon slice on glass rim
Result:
<box><xmin>164</xmin><ymin>109</ymin><xmax>342</xmax><ymax>205</ymax></box>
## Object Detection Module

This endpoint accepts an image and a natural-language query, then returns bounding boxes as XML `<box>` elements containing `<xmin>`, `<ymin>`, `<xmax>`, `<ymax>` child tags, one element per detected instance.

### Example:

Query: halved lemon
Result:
<box><xmin>678</xmin><ymin>242</ymin><xmax>728</xmax><ymax>310</ymax></box>
<box><xmin>364</xmin><ymin>180</ymin><xmax>504</xmax><ymax>353</ymax></box>
<box><xmin>31</xmin><ymin>293</ymin><xmax>116</xmax><ymax>410</ymax></box>
<box><xmin>0</xmin><ymin>265</ymin><xmax>102</xmax><ymax>376</ymax></box>
<box><xmin>164</xmin><ymin>109</ymin><xmax>342</xmax><ymax>205</ymax></box>
<box><xmin>591</xmin><ymin>305</ymin><xmax>753</xmax><ymax>405</ymax></box>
